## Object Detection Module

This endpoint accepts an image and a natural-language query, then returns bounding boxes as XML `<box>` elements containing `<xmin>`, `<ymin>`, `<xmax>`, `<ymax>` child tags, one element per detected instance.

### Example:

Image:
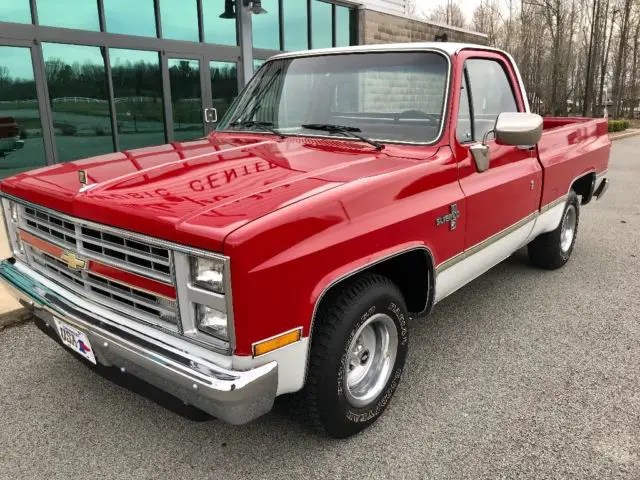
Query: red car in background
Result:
<box><xmin>0</xmin><ymin>117</ymin><xmax>24</xmax><ymax>157</ymax></box>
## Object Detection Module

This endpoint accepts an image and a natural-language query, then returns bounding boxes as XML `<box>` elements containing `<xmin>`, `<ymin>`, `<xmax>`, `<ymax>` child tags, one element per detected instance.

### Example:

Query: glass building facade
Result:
<box><xmin>0</xmin><ymin>0</ymin><xmax>357</xmax><ymax>178</ymax></box>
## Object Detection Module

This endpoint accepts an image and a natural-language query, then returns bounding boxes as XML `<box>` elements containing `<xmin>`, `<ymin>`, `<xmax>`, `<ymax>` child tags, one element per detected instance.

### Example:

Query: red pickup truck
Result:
<box><xmin>0</xmin><ymin>43</ymin><xmax>610</xmax><ymax>438</ymax></box>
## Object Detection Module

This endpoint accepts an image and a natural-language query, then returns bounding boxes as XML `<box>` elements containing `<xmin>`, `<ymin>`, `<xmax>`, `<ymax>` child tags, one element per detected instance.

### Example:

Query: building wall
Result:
<box><xmin>359</xmin><ymin>9</ymin><xmax>488</xmax><ymax>45</ymax></box>
<box><xmin>359</xmin><ymin>0</ymin><xmax>407</xmax><ymax>15</ymax></box>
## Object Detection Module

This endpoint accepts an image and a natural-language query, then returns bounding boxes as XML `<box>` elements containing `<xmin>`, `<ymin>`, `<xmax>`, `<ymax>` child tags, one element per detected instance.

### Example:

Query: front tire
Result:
<box><xmin>528</xmin><ymin>190</ymin><xmax>580</xmax><ymax>270</ymax></box>
<box><xmin>306</xmin><ymin>274</ymin><xmax>409</xmax><ymax>438</ymax></box>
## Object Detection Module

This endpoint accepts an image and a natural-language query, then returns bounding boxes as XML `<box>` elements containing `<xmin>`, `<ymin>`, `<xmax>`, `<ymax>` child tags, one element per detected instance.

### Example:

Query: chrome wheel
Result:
<box><xmin>344</xmin><ymin>313</ymin><xmax>398</xmax><ymax>408</ymax></box>
<box><xmin>560</xmin><ymin>204</ymin><xmax>577</xmax><ymax>253</ymax></box>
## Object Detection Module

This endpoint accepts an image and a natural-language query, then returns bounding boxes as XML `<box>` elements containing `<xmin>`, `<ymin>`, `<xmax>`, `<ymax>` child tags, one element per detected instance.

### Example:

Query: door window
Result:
<box><xmin>462</xmin><ymin>59</ymin><xmax>518</xmax><ymax>142</ymax></box>
<box><xmin>456</xmin><ymin>69</ymin><xmax>473</xmax><ymax>143</ymax></box>
<box><xmin>168</xmin><ymin>58</ymin><xmax>203</xmax><ymax>141</ymax></box>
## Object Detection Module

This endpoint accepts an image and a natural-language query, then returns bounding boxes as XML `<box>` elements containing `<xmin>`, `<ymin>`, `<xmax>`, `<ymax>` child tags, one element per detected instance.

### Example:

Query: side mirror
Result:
<box><xmin>494</xmin><ymin>112</ymin><xmax>543</xmax><ymax>147</ymax></box>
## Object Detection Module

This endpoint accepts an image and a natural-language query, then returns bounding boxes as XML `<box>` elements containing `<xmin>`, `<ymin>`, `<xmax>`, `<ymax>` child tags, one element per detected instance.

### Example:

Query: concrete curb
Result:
<box><xmin>0</xmin><ymin>308</ymin><xmax>32</xmax><ymax>332</ymax></box>
<box><xmin>609</xmin><ymin>129</ymin><xmax>640</xmax><ymax>142</ymax></box>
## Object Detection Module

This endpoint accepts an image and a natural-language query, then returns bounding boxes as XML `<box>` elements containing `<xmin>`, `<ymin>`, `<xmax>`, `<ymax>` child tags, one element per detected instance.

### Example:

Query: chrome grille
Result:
<box><xmin>21</xmin><ymin>205</ymin><xmax>172</xmax><ymax>283</ymax></box>
<box><xmin>27</xmin><ymin>245</ymin><xmax>179</xmax><ymax>328</ymax></box>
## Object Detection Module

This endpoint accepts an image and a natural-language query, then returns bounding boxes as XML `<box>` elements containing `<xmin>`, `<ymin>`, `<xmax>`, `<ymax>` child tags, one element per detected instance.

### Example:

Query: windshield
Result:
<box><xmin>218</xmin><ymin>51</ymin><xmax>450</xmax><ymax>144</ymax></box>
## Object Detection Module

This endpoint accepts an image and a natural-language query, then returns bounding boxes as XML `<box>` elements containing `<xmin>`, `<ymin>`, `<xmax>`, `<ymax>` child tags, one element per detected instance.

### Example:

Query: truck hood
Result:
<box><xmin>1</xmin><ymin>133</ymin><xmax>438</xmax><ymax>252</ymax></box>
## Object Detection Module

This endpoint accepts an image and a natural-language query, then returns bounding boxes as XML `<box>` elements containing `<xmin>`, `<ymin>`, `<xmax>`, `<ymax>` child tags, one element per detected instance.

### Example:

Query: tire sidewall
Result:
<box><xmin>328</xmin><ymin>288</ymin><xmax>409</xmax><ymax>429</ymax></box>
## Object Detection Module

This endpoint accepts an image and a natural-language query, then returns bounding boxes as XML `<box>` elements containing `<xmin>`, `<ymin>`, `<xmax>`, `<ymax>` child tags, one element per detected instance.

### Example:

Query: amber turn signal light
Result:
<box><xmin>253</xmin><ymin>328</ymin><xmax>302</xmax><ymax>357</ymax></box>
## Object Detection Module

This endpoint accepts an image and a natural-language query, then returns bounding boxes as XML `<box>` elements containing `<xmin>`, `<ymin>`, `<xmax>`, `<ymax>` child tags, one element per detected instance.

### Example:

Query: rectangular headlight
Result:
<box><xmin>195</xmin><ymin>304</ymin><xmax>228</xmax><ymax>340</ymax></box>
<box><xmin>190</xmin><ymin>256</ymin><xmax>225</xmax><ymax>294</ymax></box>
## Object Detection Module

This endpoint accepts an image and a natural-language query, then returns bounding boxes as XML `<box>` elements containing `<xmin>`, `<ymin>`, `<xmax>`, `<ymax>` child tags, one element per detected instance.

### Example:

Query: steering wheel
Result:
<box><xmin>394</xmin><ymin>110</ymin><xmax>439</xmax><ymax>122</ymax></box>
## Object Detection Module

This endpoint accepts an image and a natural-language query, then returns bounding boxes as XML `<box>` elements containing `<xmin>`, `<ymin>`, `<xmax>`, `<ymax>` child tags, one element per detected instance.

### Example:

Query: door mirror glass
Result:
<box><xmin>494</xmin><ymin>112</ymin><xmax>543</xmax><ymax>147</ymax></box>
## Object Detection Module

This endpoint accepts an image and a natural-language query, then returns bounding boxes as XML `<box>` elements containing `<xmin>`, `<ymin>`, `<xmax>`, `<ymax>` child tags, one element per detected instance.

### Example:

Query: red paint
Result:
<box><xmin>1</xmin><ymin>48</ymin><xmax>611</xmax><ymax>356</ymax></box>
<box><xmin>88</xmin><ymin>260</ymin><xmax>176</xmax><ymax>300</ymax></box>
<box><xmin>19</xmin><ymin>229</ymin><xmax>64</xmax><ymax>257</ymax></box>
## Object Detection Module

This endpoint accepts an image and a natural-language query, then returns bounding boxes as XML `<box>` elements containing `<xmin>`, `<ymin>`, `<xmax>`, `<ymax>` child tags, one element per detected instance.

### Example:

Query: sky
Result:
<box><xmin>415</xmin><ymin>0</ymin><xmax>484</xmax><ymax>23</ymax></box>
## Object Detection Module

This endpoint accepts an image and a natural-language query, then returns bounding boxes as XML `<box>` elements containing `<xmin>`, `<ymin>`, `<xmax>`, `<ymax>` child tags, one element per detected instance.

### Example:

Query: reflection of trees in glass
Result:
<box><xmin>0</xmin><ymin>65</ymin><xmax>38</xmax><ymax>101</ymax></box>
<box><xmin>169</xmin><ymin>60</ymin><xmax>201</xmax><ymax>129</ymax></box>
<box><xmin>210</xmin><ymin>63</ymin><xmax>238</xmax><ymax>119</ymax></box>
<box><xmin>44</xmin><ymin>57</ymin><xmax>110</xmax><ymax>136</ymax></box>
<box><xmin>111</xmin><ymin>59</ymin><xmax>163</xmax><ymax>133</ymax></box>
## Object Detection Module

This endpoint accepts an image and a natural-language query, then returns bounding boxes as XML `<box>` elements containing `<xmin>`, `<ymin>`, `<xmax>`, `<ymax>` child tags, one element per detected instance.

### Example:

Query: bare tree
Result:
<box><xmin>429</xmin><ymin>2</ymin><xmax>468</xmax><ymax>28</ymax></box>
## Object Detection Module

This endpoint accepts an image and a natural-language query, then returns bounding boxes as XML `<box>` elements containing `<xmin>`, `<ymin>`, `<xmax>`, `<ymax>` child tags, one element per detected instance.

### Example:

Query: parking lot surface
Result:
<box><xmin>0</xmin><ymin>137</ymin><xmax>639</xmax><ymax>479</ymax></box>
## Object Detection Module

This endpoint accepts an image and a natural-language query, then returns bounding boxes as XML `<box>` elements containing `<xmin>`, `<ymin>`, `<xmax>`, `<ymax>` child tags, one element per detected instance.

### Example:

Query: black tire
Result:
<box><xmin>528</xmin><ymin>190</ymin><xmax>580</xmax><ymax>270</ymax></box>
<box><xmin>306</xmin><ymin>274</ymin><xmax>409</xmax><ymax>438</ymax></box>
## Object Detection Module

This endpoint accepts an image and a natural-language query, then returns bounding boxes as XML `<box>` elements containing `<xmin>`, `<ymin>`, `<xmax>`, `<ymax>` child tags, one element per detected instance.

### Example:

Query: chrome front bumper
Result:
<box><xmin>0</xmin><ymin>258</ymin><xmax>278</xmax><ymax>425</ymax></box>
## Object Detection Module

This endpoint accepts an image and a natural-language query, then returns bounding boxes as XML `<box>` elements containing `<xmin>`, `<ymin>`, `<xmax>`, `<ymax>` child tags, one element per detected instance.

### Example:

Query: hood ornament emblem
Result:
<box><xmin>78</xmin><ymin>170</ymin><xmax>88</xmax><ymax>186</ymax></box>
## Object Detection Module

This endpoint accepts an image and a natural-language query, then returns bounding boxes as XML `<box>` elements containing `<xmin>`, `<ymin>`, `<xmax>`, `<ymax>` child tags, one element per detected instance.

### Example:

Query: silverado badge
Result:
<box><xmin>60</xmin><ymin>251</ymin><xmax>87</xmax><ymax>270</ymax></box>
<box><xmin>436</xmin><ymin>204</ymin><xmax>460</xmax><ymax>231</ymax></box>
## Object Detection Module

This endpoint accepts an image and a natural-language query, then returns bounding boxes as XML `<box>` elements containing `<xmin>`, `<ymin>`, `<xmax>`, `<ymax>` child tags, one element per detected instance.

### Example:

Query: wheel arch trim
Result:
<box><xmin>303</xmin><ymin>245</ymin><xmax>435</xmax><ymax>382</ymax></box>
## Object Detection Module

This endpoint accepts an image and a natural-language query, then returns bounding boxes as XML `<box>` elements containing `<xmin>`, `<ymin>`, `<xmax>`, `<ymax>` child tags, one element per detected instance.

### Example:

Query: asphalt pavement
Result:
<box><xmin>0</xmin><ymin>137</ymin><xmax>639</xmax><ymax>479</ymax></box>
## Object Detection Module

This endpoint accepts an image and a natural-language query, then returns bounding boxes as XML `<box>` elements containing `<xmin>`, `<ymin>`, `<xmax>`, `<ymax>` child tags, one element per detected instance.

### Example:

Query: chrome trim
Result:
<box><xmin>173</xmin><ymin>251</ymin><xmax>234</xmax><ymax>352</ymax></box>
<box><xmin>1</xmin><ymin>193</ymin><xmax>235</xmax><ymax>354</ymax></box>
<box><xmin>229</xmin><ymin>48</ymin><xmax>453</xmax><ymax>147</ymax></box>
<box><xmin>0</xmin><ymin>258</ymin><xmax>277</xmax><ymax>425</ymax></box>
<box><xmin>1</xmin><ymin>193</ymin><xmax>228</xmax><ymax>260</ymax></box>
<box><xmin>26</xmin><ymin>244</ymin><xmax>179</xmax><ymax>331</ymax></box>
<box><xmin>455</xmin><ymin>45</ymin><xmax>531</xmax><ymax>113</ymax></box>
<box><xmin>436</xmin><ymin>212</ymin><xmax>537</xmax><ymax>273</ymax></box>
<box><xmin>540</xmin><ymin>194</ymin><xmax>568</xmax><ymax>214</ymax></box>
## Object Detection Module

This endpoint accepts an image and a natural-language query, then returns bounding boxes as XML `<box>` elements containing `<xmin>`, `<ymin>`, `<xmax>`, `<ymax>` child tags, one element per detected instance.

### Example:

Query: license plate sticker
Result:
<box><xmin>54</xmin><ymin>318</ymin><xmax>97</xmax><ymax>365</ymax></box>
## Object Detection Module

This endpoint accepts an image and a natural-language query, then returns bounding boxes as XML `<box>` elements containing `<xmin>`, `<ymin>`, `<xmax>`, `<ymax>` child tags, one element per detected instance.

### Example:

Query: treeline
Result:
<box><xmin>419</xmin><ymin>0</ymin><xmax>640</xmax><ymax>118</ymax></box>
<box><xmin>0</xmin><ymin>59</ymin><xmax>238</xmax><ymax>104</ymax></box>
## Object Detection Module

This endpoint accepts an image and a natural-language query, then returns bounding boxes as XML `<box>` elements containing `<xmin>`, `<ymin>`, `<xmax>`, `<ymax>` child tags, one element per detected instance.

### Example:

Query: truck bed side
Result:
<box><xmin>536</xmin><ymin>117</ymin><xmax>610</xmax><ymax>208</ymax></box>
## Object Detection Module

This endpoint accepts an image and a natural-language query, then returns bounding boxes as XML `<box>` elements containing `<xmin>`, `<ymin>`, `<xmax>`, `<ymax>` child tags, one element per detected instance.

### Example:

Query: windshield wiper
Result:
<box><xmin>300</xmin><ymin>124</ymin><xmax>384</xmax><ymax>150</ymax></box>
<box><xmin>229</xmin><ymin>120</ymin><xmax>286</xmax><ymax>139</ymax></box>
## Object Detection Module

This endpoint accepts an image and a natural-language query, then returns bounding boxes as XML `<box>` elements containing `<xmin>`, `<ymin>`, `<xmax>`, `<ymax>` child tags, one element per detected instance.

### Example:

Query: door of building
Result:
<box><xmin>0</xmin><ymin>40</ymin><xmax>54</xmax><ymax>179</ymax></box>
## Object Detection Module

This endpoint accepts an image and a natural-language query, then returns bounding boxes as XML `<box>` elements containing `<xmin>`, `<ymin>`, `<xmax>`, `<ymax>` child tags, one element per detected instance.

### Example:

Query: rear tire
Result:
<box><xmin>306</xmin><ymin>274</ymin><xmax>409</xmax><ymax>438</ymax></box>
<box><xmin>528</xmin><ymin>190</ymin><xmax>580</xmax><ymax>270</ymax></box>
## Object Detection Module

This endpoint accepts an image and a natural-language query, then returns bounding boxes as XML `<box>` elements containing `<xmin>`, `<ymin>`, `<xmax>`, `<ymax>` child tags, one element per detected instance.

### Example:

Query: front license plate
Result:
<box><xmin>54</xmin><ymin>318</ymin><xmax>97</xmax><ymax>365</ymax></box>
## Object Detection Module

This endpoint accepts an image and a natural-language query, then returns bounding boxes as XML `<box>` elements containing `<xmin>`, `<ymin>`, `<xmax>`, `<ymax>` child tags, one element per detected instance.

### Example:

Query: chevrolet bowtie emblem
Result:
<box><xmin>60</xmin><ymin>251</ymin><xmax>87</xmax><ymax>270</ymax></box>
<box><xmin>436</xmin><ymin>203</ymin><xmax>460</xmax><ymax>230</ymax></box>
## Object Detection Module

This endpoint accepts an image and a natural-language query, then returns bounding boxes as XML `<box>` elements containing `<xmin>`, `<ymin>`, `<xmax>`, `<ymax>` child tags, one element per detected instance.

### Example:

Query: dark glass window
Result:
<box><xmin>0</xmin><ymin>0</ymin><xmax>32</xmax><ymax>24</ymax></box>
<box><xmin>104</xmin><ymin>0</ymin><xmax>157</xmax><ymax>37</ymax></box>
<box><xmin>210</xmin><ymin>61</ymin><xmax>238</xmax><ymax>122</ymax></box>
<box><xmin>203</xmin><ymin>0</ymin><xmax>237</xmax><ymax>45</ymax></box>
<box><xmin>37</xmin><ymin>0</ymin><xmax>99</xmax><ymax>31</ymax></box>
<box><xmin>252</xmin><ymin>0</ymin><xmax>280</xmax><ymax>50</ymax></box>
<box><xmin>335</xmin><ymin>6</ymin><xmax>352</xmax><ymax>47</ymax></box>
<box><xmin>160</xmin><ymin>0</ymin><xmax>199</xmax><ymax>42</ymax></box>
<box><xmin>465</xmin><ymin>59</ymin><xmax>519</xmax><ymax>141</ymax></box>
<box><xmin>312</xmin><ymin>0</ymin><xmax>332</xmax><ymax>49</ymax></box>
<box><xmin>283</xmin><ymin>0</ymin><xmax>308</xmax><ymax>51</ymax></box>
<box><xmin>42</xmin><ymin>43</ymin><xmax>113</xmax><ymax>162</ymax></box>
<box><xmin>168</xmin><ymin>58</ymin><xmax>203</xmax><ymax>141</ymax></box>
<box><xmin>0</xmin><ymin>46</ymin><xmax>46</xmax><ymax>178</ymax></box>
<box><xmin>110</xmin><ymin>49</ymin><xmax>165</xmax><ymax>151</ymax></box>
<box><xmin>456</xmin><ymin>70</ymin><xmax>473</xmax><ymax>143</ymax></box>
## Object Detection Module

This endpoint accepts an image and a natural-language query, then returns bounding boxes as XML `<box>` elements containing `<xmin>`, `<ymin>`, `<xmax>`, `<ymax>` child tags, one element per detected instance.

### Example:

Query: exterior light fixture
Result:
<box><xmin>219</xmin><ymin>0</ymin><xmax>235</xmax><ymax>19</ymax></box>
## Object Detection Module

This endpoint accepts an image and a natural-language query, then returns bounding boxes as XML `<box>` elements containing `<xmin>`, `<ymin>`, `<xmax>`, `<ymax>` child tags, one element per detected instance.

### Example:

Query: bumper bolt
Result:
<box><xmin>120</xmin><ymin>367</ymin><xmax>126</xmax><ymax>373</ymax></box>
